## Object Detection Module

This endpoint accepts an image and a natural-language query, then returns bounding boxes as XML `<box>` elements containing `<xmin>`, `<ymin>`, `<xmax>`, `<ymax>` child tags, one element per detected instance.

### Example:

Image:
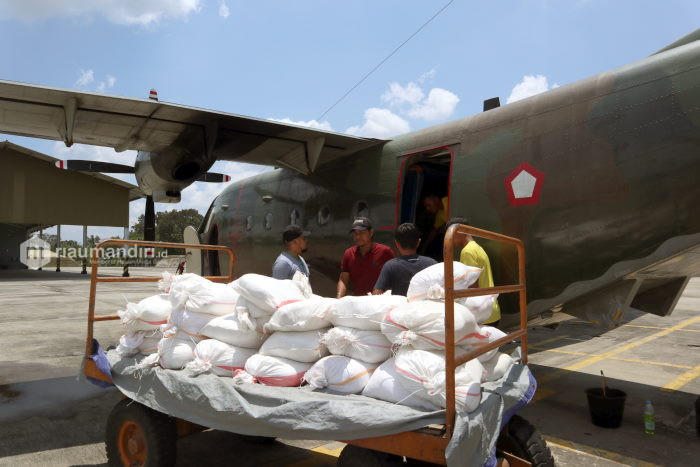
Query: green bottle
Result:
<box><xmin>644</xmin><ymin>400</ymin><xmax>655</xmax><ymax>434</ymax></box>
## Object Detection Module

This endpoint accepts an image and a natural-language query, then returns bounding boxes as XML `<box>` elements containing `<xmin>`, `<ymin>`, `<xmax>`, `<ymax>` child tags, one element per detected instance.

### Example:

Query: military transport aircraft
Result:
<box><xmin>2</xmin><ymin>29</ymin><xmax>700</xmax><ymax>329</ymax></box>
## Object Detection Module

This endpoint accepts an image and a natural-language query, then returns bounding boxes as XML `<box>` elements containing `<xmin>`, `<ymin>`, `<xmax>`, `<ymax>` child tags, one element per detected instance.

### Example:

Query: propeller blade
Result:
<box><xmin>144</xmin><ymin>195</ymin><xmax>156</xmax><ymax>242</ymax></box>
<box><xmin>197</xmin><ymin>172</ymin><xmax>231</xmax><ymax>183</ymax></box>
<box><xmin>55</xmin><ymin>160</ymin><xmax>135</xmax><ymax>173</ymax></box>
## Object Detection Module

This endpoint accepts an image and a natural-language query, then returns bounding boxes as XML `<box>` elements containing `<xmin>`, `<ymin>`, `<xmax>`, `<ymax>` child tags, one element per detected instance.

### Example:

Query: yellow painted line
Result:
<box><xmin>530</xmin><ymin>387</ymin><xmax>556</xmax><ymax>404</ymax></box>
<box><xmin>544</xmin><ymin>435</ymin><xmax>661</xmax><ymax>467</ymax></box>
<box><xmin>284</xmin><ymin>447</ymin><xmax>343</xmax><ymax>467</ymax></box>
<box><xmin>529</xmin><ymin>334</ymin><xmax>570</xmax><ymax>347</ymax></box>
<box><xmin>539</xmin><ymin>315</ymin><xmax>700</xmax><ymax>383</ymax></box>
<box><xmin>311</xmin><ymin>446</ymin><xmax>344</xmax><ymax>457</ymax></box>
<box><xmin>623</xmin><ymin>324</ymin><xmax>700</xmax><ymax>333</ymax></box>
<box><xmin>531</xmin><ymin>347</ymin><xmax>695</xmax><ymax>370</ymax></box>
<box><xmin>609</xmin><ymin>356</ymin><xmax>694</xmax><ymax>370</ymax></box>
<box><xmin>661</xmin><ymin>365</ymin><xmax>700</xmax><ymax>392</ymax></box>
<box><xmin>530</xmin><ymin>346</ymin><xmax>591</xmax><ymax>357</ymax></box>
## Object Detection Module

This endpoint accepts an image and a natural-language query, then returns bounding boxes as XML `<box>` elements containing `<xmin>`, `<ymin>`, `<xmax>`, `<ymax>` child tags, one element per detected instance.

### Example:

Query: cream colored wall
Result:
<box><xmin>1</xmin><ymin>147</ymin><xmax>130</xmax><ymax>226</ymax></box>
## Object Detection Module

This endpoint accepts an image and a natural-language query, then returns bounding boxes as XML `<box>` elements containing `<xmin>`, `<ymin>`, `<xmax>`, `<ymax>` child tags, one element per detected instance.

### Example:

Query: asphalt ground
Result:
<box><xmin>0</xmin><ymin>267</ymin><xmax>698</xmax><ymax>466</ymax></box>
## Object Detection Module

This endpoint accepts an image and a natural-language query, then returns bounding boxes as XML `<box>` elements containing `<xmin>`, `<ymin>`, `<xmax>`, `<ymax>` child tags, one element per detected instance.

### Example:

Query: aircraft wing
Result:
<box><xmin>0</xmin><ymin>79</ymin><xmax>383</xmax><ymax>174</ymax></box>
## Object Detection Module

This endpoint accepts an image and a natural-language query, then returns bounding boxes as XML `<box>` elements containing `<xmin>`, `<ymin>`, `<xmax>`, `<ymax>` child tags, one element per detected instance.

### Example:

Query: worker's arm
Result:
<box><xmin>372</xmin><ymin>261</ymin><xmax>391</xmax><ymax>295</ymax></box>
<box><xmin>337</xmin><ymin>272</ymin><xmax>350</xmax><ymax>298</ymax></box>
<box><xmin>420</xmin><ymin>228</ymin><xmax>438</xmax><ymax>254</ymax></box>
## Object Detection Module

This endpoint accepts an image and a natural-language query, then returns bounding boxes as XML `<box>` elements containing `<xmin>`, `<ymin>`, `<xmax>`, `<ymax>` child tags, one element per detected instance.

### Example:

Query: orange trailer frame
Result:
<box><xmin>84</xmin><ymin>227</ymin><xmax>531</xmax><ymax>466</ymax></box>
<box><xmin>83</xmin><ymin>239</ymin><xmax>235</xmax><ymax>384</ymax></box>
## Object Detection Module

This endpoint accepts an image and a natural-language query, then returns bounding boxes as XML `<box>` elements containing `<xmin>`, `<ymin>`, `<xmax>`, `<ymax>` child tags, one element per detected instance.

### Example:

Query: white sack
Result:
<box><xmin>180</xmin><ymin>281</ymin><xmax>239</xmax><ymax>316</ymax></box>
<box><xmin>394</xmin><ymin>349</ymin><xmax>484</xmax><ymax>412</ymax></box>
<box><xmin>158</xmin><ymin>272</ymin><xmax>207</xmax><ymax>295</ymax></box>
<box><xmin>303</xmin><ymin>356</ymin><xmax>378</xmax><ymax>394</ymax></box>
<box><xmin>116</xmin><ymin>330</ymin><xmax>164</xmax><ymax>357</ymax></box>
<box><xmin>243</xmin><ymin>354</ymin><xmax>312</xmax><ymax>387</ymax></box>
<box><xmin>156</xmin><ymin>334</ymin><xmax>197</xmax><ymax>369</ymax></box>
<box><xmin>138</xmin><ymin>334</ymin><xmax>161</xmax><ymax>354</ymax></box>
<box><xmin>231</xmin><ymin>272</ymin><xmax>311</xmax><ymax>313</ymax></box>
<box><xmin>331</xmin><ymin>293</ymin><xmax>407</xmax><ymax>331</ymax></box>
<box><xmin>185</xmin><ymin>339</ymin><xmax>257</xmax><ymax>377</ymax></box>
<box><xmin>361</xmin><ymin>358</ymin><xmax>441</xmax><ymax>411</ymax></box>
<box><xmin>164</xmin><ymin>307</ymin><xmax>214</xmax><ymax>339</ymax></box>
<box><xmin>406</xmin><ymin>262</ymin><xmax>481</xmax><ymax>302</ymax></box>
<box><xmin>199</xmin><ymin>310</ymin><xmax>267</xmax><ymax>349</ymax></box>
<box><xmin>118</xmin><ymin>294</ymin><xmax>172</xmax><ymax>332</ymax></box>
<box><xmin>458</xmin><ymin>326</ymin><xmax>507</xmax><ymax>362</ymax></box>
<box><xmin>457</xmin><ymin>295</ymin><xmax>498</xmax><ymax>324</ymax></box>
<box><xmin>263</xmin><ymin>298</ymin><xmax>335</xmax><ymax>332</ymax></box>
<box><xmin>236</xmin><ymin>297</ymin><xmax>273</xmax><ymax>319</ymax></box>
<box><xmin>259</xmin><ymin>329</ymin><xmax>330</xmax><ymax>363</ymax></box>
<box><xmin>481</xmin><ymin>352</ymin><xmax>514</xmax><ymax>382</ymax></box>
<box><xmin>320</xmin><ymin>327</ymin><xmax>392</xmax><ymax>364</ymax></box>
<box><xmin>381</xmin><ymin>300</ymin><xmax>479</xmax><ymax>350</ymax></box>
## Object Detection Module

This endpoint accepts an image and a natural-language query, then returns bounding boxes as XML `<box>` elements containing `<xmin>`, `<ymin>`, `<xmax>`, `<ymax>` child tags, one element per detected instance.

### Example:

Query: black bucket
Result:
<box><xmin>585</xmin><ymin>387</ymin><xmax>626</xmax><ymax>428</ymax></box>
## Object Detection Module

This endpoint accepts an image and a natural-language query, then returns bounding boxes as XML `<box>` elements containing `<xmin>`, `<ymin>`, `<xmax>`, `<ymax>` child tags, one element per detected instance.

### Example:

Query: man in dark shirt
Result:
<box><xmin>373</xmin><ymin>223</ymin><xmax>437</xmax><ymax>296</ymax></box>
<box><xmin>337</xmin><ymin>217</ymin><xmax>395</xmax><ymax>297</ymax></box>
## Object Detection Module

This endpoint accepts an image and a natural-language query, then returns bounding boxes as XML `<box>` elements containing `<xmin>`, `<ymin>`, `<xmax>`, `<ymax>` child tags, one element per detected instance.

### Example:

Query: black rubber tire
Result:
<box><xmin>105</xmin><ymin>398</ymin><xmax>177</xmax><ymax>467</ymax></box>
<box><xmin>496</xmin><ymin>415</ymin><xmax>555</xmax><ymax>466</ymax></box>
<box><xmin>337</xmin><ymin>445</ymin><xmax>405</xmax><ymax>466</ymax></box>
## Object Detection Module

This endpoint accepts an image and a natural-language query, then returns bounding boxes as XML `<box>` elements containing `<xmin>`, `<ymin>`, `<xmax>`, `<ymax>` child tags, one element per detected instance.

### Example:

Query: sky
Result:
<box><xmin>1</xmin><ymin>0</ymin><xmax>699</xmax><ymax>241</ymax></box>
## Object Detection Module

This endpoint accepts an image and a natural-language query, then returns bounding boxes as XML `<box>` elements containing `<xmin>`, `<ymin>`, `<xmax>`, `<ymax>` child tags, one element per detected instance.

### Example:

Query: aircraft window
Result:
<box><xmin>264</xmin><ymin>212</ymin><xmax>273</xmax><ymax>230</ymax></box>
<box><xmin>317</xmin><ymin>205</ymin><xmax>331</xmax><ymax>225</ymax></box>
<box><xmin>290</xmin><ymin>209</ymin><xmax>300</xmax><ymax>226</ymax></box>
<box><xmin>246</xmin><ymin>215</ymin><xmax>253</xmax><ymax>231</ymax></box>
<box><xmin>354</xmin><ymin>200</ymin><xmax>370</xmax><ymax>219</ymax></box>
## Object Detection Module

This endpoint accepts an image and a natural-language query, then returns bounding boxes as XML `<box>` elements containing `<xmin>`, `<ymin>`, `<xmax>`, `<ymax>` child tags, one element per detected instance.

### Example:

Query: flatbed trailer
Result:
<box><xmin>83</xmin><ymin>225</ymin><xmax>554</xmax><ymax>466</ymax></box>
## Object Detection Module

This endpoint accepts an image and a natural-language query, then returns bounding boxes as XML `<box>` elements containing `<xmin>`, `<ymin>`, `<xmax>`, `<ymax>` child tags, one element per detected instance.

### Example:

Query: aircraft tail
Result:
<box><xmin>652</xmin><ymin>28</ymin><xmax>700</xmax><ymax>55</ymax></box>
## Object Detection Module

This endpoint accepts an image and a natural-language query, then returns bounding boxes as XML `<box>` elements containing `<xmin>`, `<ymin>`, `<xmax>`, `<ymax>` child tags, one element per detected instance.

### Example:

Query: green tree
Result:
<box><xmin>128</xmin><ymin>209</ymin><xmax>203</xmax><ymax>251</ymax></box>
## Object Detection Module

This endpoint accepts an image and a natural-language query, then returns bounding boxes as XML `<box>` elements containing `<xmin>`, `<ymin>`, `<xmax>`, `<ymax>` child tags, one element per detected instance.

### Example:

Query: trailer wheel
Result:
<box><xmin>105</xmin><ymin>399</ymin><xmax>177</xmax><ymax>467</ymax></box>
<box><xmin>497</xmin><ymin>415</ymin><xmax>555</xmax><ymax>466</ymax></box>
<box><xmin>337</xmin><ymin>445</ymin><xmax>404</xmax><ymax>466</ymax></box>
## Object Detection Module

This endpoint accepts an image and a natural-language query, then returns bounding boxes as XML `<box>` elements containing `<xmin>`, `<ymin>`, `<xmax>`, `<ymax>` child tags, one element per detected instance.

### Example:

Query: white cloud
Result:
<box><xmin>96</xmin><ymin>74</ymin><xmax>116</xmax><ymax>92</ymax></box>
<box><xmin>418</xmin><ymin>68</ymin><xmax>436</xmax><ymax>84</ymax></box>
<box><xmin>379</xmin><ymin>77</ymin><xmax>459</xmax><ymax>122</ymax></box>
<box><xmin>346</xmin><ymin>108</ymin><xmax>410</xmax><ymax>138</ymax></box>
<box><xmin>381</xmin><ymin>82</ymin><xmax>424</xmax><ymax>107</ymax></box>
<box><xmin>268</xmin><ymin>118</ymin><xmax>334</xmax><ymax>132</ymax></box>
<box><xmin>506</xmin><ymin>74</ymin><xmax>560</xmax><ymax>104</ymax></box>
<box><xmin>76</xmin><ymin>69</ymin><xmax>94</xmax><ymax>87</ymax></box>
<box><xmin>0</xmin><ymin>0</ymin><xmax>202</xmax><ymax>26</ymax></box>
<box><xmin>406</xmin><ymin>88</ymin><xmax>459</xmax><ymax>121</ymax></box>
<box><xmin>218</xmin><ymin>1</ymin><xmax>230</xmax><ymax>19</ymax></box>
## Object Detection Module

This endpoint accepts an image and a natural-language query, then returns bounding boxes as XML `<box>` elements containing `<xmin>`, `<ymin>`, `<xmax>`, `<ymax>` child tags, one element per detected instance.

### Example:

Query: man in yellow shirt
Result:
<box><xmin>420</xmin><ymin>194</ymin><xmax>449</xmax><ymax>260</ymax></box>
<box><xmin>447</xmin><ymin>218</ymin><xmax>501</xmax><ymax>326</ymax></box>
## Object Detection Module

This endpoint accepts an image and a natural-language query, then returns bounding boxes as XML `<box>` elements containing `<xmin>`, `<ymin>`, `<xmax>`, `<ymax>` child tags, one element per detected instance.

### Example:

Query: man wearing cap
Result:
<box><xmin>272</xmin><ymin>225</ymin><xmax>310</xmax><ymax>280</ymax></box>
<box><xmin>337</xmin><ymin>217</ymin><xmax>395</xmax><ymax>297</ymax></box>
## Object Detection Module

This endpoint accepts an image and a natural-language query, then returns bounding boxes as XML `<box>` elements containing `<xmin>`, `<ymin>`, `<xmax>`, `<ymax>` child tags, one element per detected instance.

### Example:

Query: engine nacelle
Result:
<box><xmin>152</xmin><ymin>190</ymin><xmax>181</xmax><ymax>203</ymax></box>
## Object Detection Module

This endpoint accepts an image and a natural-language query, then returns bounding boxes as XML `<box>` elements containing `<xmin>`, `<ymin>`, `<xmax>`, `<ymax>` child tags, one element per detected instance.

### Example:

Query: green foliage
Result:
<box><xmin>129</xmin><ymin>208</ymin><xmax>203</xmax><ymax>252</ymax></box>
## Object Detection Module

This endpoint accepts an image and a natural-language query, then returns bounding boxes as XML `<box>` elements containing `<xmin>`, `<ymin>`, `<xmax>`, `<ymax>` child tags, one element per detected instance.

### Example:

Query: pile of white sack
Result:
<box><xmin>113</xmin><ymin>263</ymin><xmax>516</xmax><ymax>414</ymax></box>
<box><xmin>302</xmin><ymin>292</ymin><xmax>405</xmax><ymax>394</ymax></box>
<box><xmin>361</xmin><ymin>262</ymin><xmax>515</xmax><ymax>413</ymax></box>
<box><xmin>231</xmin><ymin>272</ymin><xmax>331</xmax><ymax>386</ymax></box>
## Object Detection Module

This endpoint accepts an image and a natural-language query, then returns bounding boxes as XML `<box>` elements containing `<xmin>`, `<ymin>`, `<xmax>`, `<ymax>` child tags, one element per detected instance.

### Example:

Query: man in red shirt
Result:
<box><xmin>337</xmin><ymin>217</ymin><xmax>395</xmax><ymax>297</ymax></box>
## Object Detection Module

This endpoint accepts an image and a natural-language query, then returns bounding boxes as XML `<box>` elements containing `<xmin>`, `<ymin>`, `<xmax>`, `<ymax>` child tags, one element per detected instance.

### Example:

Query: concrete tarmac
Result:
<box><xmin>0</xmin><ymin>267</ymin><xmax>698</xmax><ymax>466</ymax></box>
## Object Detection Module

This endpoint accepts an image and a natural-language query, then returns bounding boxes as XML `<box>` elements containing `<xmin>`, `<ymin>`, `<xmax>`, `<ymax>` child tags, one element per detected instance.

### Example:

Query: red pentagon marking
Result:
<box><xmin>504</xmin><ymin>162</ymin><xmax>545</xmax><ymax>206</ymax></box>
